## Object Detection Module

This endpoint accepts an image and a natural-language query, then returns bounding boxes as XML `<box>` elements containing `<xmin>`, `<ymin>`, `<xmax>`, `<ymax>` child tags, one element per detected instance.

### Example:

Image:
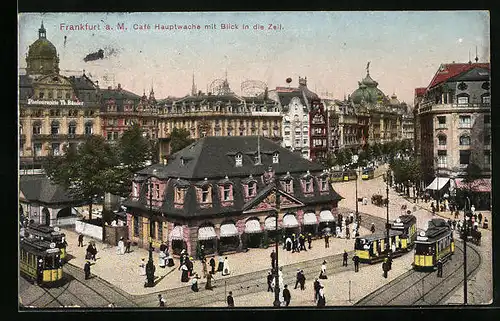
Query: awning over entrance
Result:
<box><xmin>303</xmin><ymin>212</ymin><xmax>318</xmax><ymax>225</ymax></box>
<box><xmin>455</xmin><ymin>178</ymin><xmax>491</xmax><ymax>192</ymax></box>
<box><xmin>319</xmin><ymin>210</ymin><xmax>335</xmax><ymax>223</ymax></box>
<box><xmin>425</xmin><ymin>177</ymin><xmax>450</xmax><ymax>191</ymax></box>
<box><xmin>282</xmin><ymin>214</ymin><xmax>299</xmax><ymax>228</ymax></box>
<box><xmin>265</xmin><ymin>216</ymin><xmax>277</xmax><ymax>231</ymax></box>
<box><xmin>245</xmin><ymin>219</ymin><xmax>262</xmax><ymax>234</ymax></box>
<box><xmin>220</xmin><ymin>223</ymin><xmax>239</xmax><ymax>238</ymax></box>
<box><xmin>171</xmin><ymin>226</ymin><xmax>184</xmax><ymax>240</ymax></box>
<box><xmin>198</xmin><ymin>226</ymin><xmax>217</xmax><ymax>240</ymax></box>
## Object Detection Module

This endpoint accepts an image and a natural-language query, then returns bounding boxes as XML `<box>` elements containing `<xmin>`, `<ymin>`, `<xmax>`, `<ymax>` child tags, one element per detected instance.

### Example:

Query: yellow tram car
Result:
<box><xmin>414</xmin><ymin>218</ymin><xmax>454</xmax><ymax>270</ymax></box>
<box><xmin>329</xmin><ymin>170</ymin><xmax>344</xmax><ymax>183</ymax></box>
<box><xmin>343</xmin><ymin>169</ymin><xmax>357</xmax><ymax>182</ymax></box>
<box><xmin>354</xmin><ymin>229</ymin><xmax>404</xmax><ymax>263</ymax></box>
<box><xmin>25</xmin><ymin>223</ymin><xmax>67</xmax><ymax>261</ymax></box>
<box><xmin>20</xmin><ymin>237</ymin><xmax>64</xmax><ymax>286</ymax></box>
<box><xmin>361</xmin><ymin>167</ymin><xmax>375</xmax><ymax>180</ymax></box>
<box><xmin>390</xmin><ymin>214</ymin><xmax>417</xmax><ymax>251</ymax></box>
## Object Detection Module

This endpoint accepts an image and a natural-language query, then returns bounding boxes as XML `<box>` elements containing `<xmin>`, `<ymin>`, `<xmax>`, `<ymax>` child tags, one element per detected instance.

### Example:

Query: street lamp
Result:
<box><xmin>463</xmin><ymin>196</ymin><xmax>471</xmax><ymax>305</ymax></box>
<box><xmin>383</xmin><ymin>171</ymin><xmax>390</xmax><ymax>266</ymax></box>
<box><xmin>145</xmin><ymin>176</ymin><xmax>156</xmax><ymax>287</ymax></box>
<box><xmin>435</xmin><ymin>157</ymin><xmax>440</xmax><ymax>212</ymax></box>
<box><xmin>273</xmin><ymin>178</ymin><xmax>281</xmax><ymax>307</ymax></box>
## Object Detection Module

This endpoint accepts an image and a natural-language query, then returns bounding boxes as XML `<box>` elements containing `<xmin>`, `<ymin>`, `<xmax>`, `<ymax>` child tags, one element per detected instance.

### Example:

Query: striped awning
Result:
<box><xmin>171</xmin><ymin>226</ymin><xmax>183</xmax><ymax>240</ymax></box>
<box><xmin>265</xmin><ymin>216</ymin><xmax>278</xmax><ymax>231</ymax></box>
<box><xmin>245</xmin><ymin>219</ymin><xmax>262</xmax><ymax>234</ymax></box>
<box><xmin>425</xmin><ymin>177</ymin><xmax>450</xmax><ymax>191</ymax></box>
<box><xmin>220</xmin><ymin>223</ymin><xmax>239</xmax><ymax>238</ymax></box>
<box><xmin>319</xmin><ymin>210</ymin><xmax>335</xmax><ymax>223</ymax></box>
<box><xmin>303</xmin><ymin>212</ymin><xmax>318</xmax><ymax>225</ymax></box>
<box><xmin>198</xmin><ymin>226</ymin><xmax>217</xmax><ymax>240</ymax></box>
<box><xmin>455</xmin><ymin>178</ymin><xmax>491</xmax><ymax>193</ymax></box>
<box><xmin>282</xmin><ymin>214</ymin><xmax>299</xmax><ymax>228</ymax></box>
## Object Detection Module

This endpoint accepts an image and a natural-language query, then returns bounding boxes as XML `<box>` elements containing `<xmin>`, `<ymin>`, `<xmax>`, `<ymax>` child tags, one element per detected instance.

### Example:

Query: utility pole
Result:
<box><xmin>385</xmin><ymin>170</ymin><xmax>391</xmax><ymax>268</ymax></box>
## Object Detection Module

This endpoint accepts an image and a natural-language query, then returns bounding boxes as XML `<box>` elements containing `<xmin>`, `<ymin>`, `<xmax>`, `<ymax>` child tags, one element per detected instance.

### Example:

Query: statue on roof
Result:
<box><xmin>366</xmin><ymin>61</ymin><xmax>370</xmax><ymax>75</ymax></box>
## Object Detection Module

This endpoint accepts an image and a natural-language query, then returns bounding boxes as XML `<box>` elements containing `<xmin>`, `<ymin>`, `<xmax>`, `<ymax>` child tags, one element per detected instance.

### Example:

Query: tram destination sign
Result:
<box><xmin>27</xmin><ymin>99</ymin><xmax>84</xmax><ymax>106</ymax></box>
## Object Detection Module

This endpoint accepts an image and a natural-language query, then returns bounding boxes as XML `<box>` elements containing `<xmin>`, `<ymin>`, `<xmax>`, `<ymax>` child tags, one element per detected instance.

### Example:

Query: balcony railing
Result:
<box><xmin>32</xmin><ymin>133</ymin><xmax>89</xmax><ymax>141</ymax></box>
<box><xmin>420</xmin><ymin>100</ymin><xmax>491</xmax><ymax>112</ymax></box>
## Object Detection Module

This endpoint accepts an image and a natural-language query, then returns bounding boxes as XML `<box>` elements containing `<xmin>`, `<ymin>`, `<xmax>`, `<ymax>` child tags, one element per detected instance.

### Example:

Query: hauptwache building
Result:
<box><xmin>19</xmin><ymin>23</ymin><xmax>101</xmax><ymax>169</ymax></box>
<box><xmin>123</xmin><ymin>136</ymin><xmax>343</xmax><ymax>256</ymax></box>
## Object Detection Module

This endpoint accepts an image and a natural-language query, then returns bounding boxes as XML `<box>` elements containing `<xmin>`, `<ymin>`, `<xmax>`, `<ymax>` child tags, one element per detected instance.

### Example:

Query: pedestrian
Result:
<box><xmin>270</xmin><ymin>250</ymin><xmax>276</xmax><ymax>269</ymax></box>
<box><xmin>343</xmin><ymin>250</ymin><xmax>348</xmax><ymax>267</ymax></box>
<box><xmin>346</xmin><ymin>226</ymin><xmax>350</xmax><ymax>239</ymax></box>
<box><xmin>191</xmin><ymin>273</ymin><xmax>199</xmax><ymax>292</ymax></box>
<box><xmin>180</xmin><ymin>263</ymin><xmax>189</xmax><ymax>282</ymax></box>
<box><xmin>295</xmin><ymin>235</ymin><xmax>301</xmax><ymax>253</ymax></box>
<box><xmin>139</xmin><ymin>258</ymin><xmax>146</xmax><ymax>276</ymax></box>
<box><xmin>201</xmin><ymin>258</ymin><xmax>208</xmax><ymax>278</ymax></box>
<box><xmin>317</xmin><ymin>286</ymin><xmax>326</xmax><ymax>307</ymax></box>
<box><xmin>282</xmin><ymin>285</ymin><xmax>291</xmax><ymax>306</ymax></box>
<box><xmin>222</xmin><ymin>257</ymin><xmax>231</xmax><ymax>276</ymax></box>
<box><xmin>217</xmin><ymin>256</ymin><xmax>224</xmax><ymax>273</ymax></box>
<box><xmin>159</xmin><ymin>249</ymin><xmax>166</xmax><ymax>268</ymax></box>
<box><xmin>286</xmin><ymin>236</ymin><xmax>292</xmax><ymax>251</ymax></box>
<box><xmin>478</xmin><ymin>212</ymin><xmax>483</xmax><ymax>224</ymax></box>
<box><xmin>125</xmin><ymin>238</ymin><xmax>131</xmax><ymax>253</ymax></box>
<box><xmin>313</xmin><ymin>278</ymin><xmax>320</xmax><ymax>303</ymax></box>
<box><xmin>117</xmin><ymin>237</ymin><xmax>125</xmax><ymax>255</ymax></box>
<box><xmin>349</xmin><ymin>212</ymin><xmax>354</xmax><ymax>224</ymax></box>
<box><xmin>205</xmin><ymin>271</ymin><xmax>215</xmax><ymax>290</ymax></box>
<box><xmin>187</xmin><ymin>257</ymin><xmax>194</xmax><ymax>276</ymax></box>
<box><xmin>291</xmin><ymin>234</ymin><xmax>297</xmax><ymax>253</ymax></box>
<box><xmin>36</xmin><ymin>259</ymin><xmax>44</xmax><ymax>284</ymax></box>
<box><xmin>267</xmin><ymin>271</ymin><xmax>274</xmax><ymax>292</ymax></box>
<box><xmin>454</xmin><ymin>210</ymin><xmax>459</xmax><ymax>220</ymax></box>
<box><xmin>319</xmin><ymin>260</ymin><xmax>327</xmax><ymax>279</ymax></box>
<box><xmin>158</xmin><ymin>294</ymin><xmax>166</xmax><ymax>307</ymax></box>
<box><xmin>387</xmin><ymin>253</ymin><xmax>393</xmax><ymax>270</ymax></box>
<box><xmin>353</xmin><ymin>254</ymin><xmax>360</xmax><ymax>272</ymax></box>
<box><xmin>370</xmin><ymin>223</ymin><xmax>376</xmax><ymax>234</ymax></box>
<box><xmin>84</xmin><ymin>260</ymin><xmax>91</xmax><ymax>280</ymax></box>
<box><xmin>166</xmin><ymin>249</ymin><xmax>174</xmax><ymax>267</ymax></box>
<box><xmin>471</xmin><ymin>205</ymin><xmax>476</xmax><ymax>215</ymax></box>
<box><xmin>200</xmin><ymin>245</ymin><xmax>205</xmax><ymax>261</ymax></box>
<box><xmin>299</xmin><ymin>234</ymin><xmax>307</xmax><ymax>251</ymax></box>
<box><xmin>483</xmin><ymin>218</ymin><xmax>489</xmax><ymax>229</ymax></box>
<box><xmin>227</xmin><ymin>291</ymin><xmax>234</xmax><ymax>307</ymax></box>
<box><xmin>437</xmin><ymin>259</ymin><xmax>443</xmax><ymax>277</ymax></box>
<box><xmin>382</xmin><ymin>260</ymin><xmax>388</xmax><ymax>278</ymax></box>
<box><xmin>294</xmin><ymin>269</ymin><xmax>301</xmax><ymax>289</ymax></box>
<box><xmin>78</xmin><ymin>234</ymin><xmax>84</xmax><ymax>247</ymax></box>
<box><xmin>298</xmin><ymin>270</ymin><xmax>306</xmax><ymax>290</ymax></box>
<box><xmin>307</xmin><ymin>233</ymin><xmax>312</xmax><ymax>249</ymax></box>
<box><xmin>324</xmin><ymin>233</ymin><xmax>330</xmax><ymax>248</ymax></box>
<box><xmin>209</xmin><ymin>256</ymin><xmax>216</xmax><ymax>274</ymax></box>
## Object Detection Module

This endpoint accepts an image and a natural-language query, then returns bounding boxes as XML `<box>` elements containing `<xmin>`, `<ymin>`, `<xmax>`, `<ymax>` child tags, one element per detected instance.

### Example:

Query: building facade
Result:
<box><xmin>309</xmin><ymin>99</ymin><xmax>329</xmax><ymax>163</ymax></box>
<box><xmin>416</xmin><ymin>61</ymin><xmax>491</xmax><ymax>187</ymax></box>
<box><xmin>123</xmin><ymin>136</ymin><xmax>342</xmax><ymax>255</ymax></box>
<box><xmin>19</xmin><ymin>23</ymin><xmax>101</xmax><ymax>169</ymax></box>
<box><xmin>157</xmin><ymin>79</ymin><xmax>282</xmax><ymax>160</ymax></box>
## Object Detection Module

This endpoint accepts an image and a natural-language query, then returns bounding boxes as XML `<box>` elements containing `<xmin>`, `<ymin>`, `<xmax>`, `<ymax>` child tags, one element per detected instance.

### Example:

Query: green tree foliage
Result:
<box><xmin>170</xmin><ymin>127</ymin><xmax>195</xmax><ymax>154</ymax></box>
<box><xmin>118</xmin><ymin>124</ymin><xmax>152</xmax><ymax>172</ymax></box>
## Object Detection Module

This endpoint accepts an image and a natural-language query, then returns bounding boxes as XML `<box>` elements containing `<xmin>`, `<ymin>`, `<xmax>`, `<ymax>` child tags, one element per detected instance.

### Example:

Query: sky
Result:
<box><xmin>18</xmin><ymin>11</ymin><xmax>490</xmax><ymax>104</ymax></box>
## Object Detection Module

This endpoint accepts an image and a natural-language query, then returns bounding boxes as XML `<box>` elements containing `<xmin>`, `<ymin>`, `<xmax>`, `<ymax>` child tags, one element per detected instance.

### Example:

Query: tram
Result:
<box><xmin>390</xmin><ymin>214</ymin><xmax>417</xmax><ymax>251</ymax></box>
<box><xmin>354</xmin><ymin>229</ymin><xmax>404</xmax><ymax>263</ymax></box>
<box><xmin>25</xmin><ymin>223</ymin><xmax>67</xmax><ymax>261</ymax></box>
<box><xmin>361</xmin><ymin>167</ymin><xmax>375</xmax><ymax>180</ymax></box>
<box><xmin>413</xmin><ymin>218</ymin><xmax>454</xmax><ymax>270</ymax></box>
<box><xmin>329</xmin><ymin>170</ymin><xmax>344</xmax><ymax>183</ymax></box>
<box><xmin>342</xmin><ymin>170</ymin><xmax>357</xmax><ymax>182</ymax></box>
<box><xmin>20</xmin><ymin>236</ymin><xmax>64</xmax><ymax>286</ymax></box>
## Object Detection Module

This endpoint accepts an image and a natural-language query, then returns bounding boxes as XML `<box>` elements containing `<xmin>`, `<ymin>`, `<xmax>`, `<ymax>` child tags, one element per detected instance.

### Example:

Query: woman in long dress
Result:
<box><xmin>180</xmin><ymin>263</ymin><xmax>189</xmax><ymax>282</ymax></box>
<box><xmin>201</xmin><ymin>258</ymin><xmax>208</xmax><ymax>278</ymax></box>
<box><xmin>191</xmin><ymin>274</ymin><xmax>199</xmax><ymax>292</ymax></box>
<box><xmin>222</xmin><ymin>257</ymin><xmax>231</xmax><ymax>276</ymax></box>
<box><xmin>217</xmin><ymin>256</ymin><xmax>224</xmax><ymax>273</ymax></box>
<box><xmin>166</xmin><ymin>250</ymin><xmax>175</xmax><ymax>267</ymax></box>
<box><xmin>317</xmin><ymin>286</ymin><xmax>326</xmax><ymax>306</ymax></box>
<box><xmin>205</xmin><ymin>272</ymin><xmax>215</xmax><ymax>290</ymax></box>
<box><xmin>139</xmin><ymin>259</ymin><xmax>146</xmax><ymax>276</ymax></box>
<box><xmin>117</xmin><ymin>238</ymin><xmax>125</xmax><ymax>255</ymax></box>
<box><xmin>158</xmin><ymin>250</ymin><xmax>166</xmax><ymax>268</ymax></box>
<box><xmin>319</xmin><ymin>260</ymin><xmax>327</xmax><ymax>279</ymax></box>
<box><xmin>285</xmin><ymin>237</ymin><xmax>292</xmax><ymax>251</ymax></box>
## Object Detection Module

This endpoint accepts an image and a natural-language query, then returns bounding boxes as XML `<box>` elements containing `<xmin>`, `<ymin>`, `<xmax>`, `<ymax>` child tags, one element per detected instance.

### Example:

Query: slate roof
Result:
<box><xmin>19</xmin><ymin>174</ymin><xmax>84</xmax><ymax>205</ymax></box>
<box><xmin>100</xmin><ymin>88</ymin><xmax>142</xmax><ymax>112</ymax></box>
<box><xmin>68</xmin><ymin>75</ymin><xmax>97</xmax><ymax>90</ymax></box>
<box><xmin>126</xmin><ymin>136</ymin><xmax>343</xmax><ymax>220</ymax></box>
<box><xmin>427</xmin><ymin>62</ymin><xmax>490</xmax><ymax>89</ymax></box>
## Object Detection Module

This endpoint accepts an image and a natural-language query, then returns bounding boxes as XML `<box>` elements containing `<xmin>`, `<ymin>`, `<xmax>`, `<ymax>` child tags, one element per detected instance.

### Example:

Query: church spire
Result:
<box><xmin>191</xmin><ymin>72</ymin><xmax>197</xmax><ymax>96</ymax></box>
<box><xmin>39</xmin><ymin>21</ymin><xmax>46</xmax><ymax>39</ymax></box>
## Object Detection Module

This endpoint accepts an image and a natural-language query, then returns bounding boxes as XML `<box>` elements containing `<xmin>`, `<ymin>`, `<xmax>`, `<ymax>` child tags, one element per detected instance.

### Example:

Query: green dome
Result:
<box><xmin>28</xmin><ymin>38</ymin><xmax>57</xmax><ymax>58</ymax></box>
<box><xmin>350</xmin><ymin>70</ymin><xmax>387</xmax><ymax>104</ymax></box>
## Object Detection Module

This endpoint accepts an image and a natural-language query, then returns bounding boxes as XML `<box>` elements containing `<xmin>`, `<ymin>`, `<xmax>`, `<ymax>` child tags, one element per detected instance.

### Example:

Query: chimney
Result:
<box><xmin>117</xmin><ymin>83</ymin><xmax>122</xmax><ymax>90</ymax></box>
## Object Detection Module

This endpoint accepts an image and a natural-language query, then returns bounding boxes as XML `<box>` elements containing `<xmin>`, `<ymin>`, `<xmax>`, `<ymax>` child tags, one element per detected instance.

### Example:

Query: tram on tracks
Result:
<box><xmin>329</xmin><ymin>170</ymin><xmax>344</xmax><ymax>183</ymax></box>
<box><xmin>390</xmin><ymin>214</ymin><xmax>417</xmax><ymax>251</ymax></box>
<box><xmin>361</xmin><ymin>167</ymin><xmax>375</xmax><ymax>180</ymax></box>
<box><xmin>342</xmin><ymin>169</ymin><xmax>357</xmax><ymax>181</ymax></box>
<box><xmin>20</xmin><ymin>236</ymin><xmax>64</xmax><ymax>286</ymax></box>
<box><xmin>24</xmin><ymin>223</ymin><xmax>67</xmax><ymax>262</ymax></box>
<box><xmin>413</xmin><ymin>218</ymin><xmax>454</xmax><ymax>270</ymax></box>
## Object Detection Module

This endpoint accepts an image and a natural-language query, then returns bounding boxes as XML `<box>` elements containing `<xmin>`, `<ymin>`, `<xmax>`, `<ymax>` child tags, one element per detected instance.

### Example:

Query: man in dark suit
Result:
<box><xmin>282</xmin><ymin>285</ymin><xmax>291</xmax><ymax>306</ymax></box>
<box><xmin>227</xmin><ymin>291</ymin><xmax>234</xmax><ymax>307</ymax></box>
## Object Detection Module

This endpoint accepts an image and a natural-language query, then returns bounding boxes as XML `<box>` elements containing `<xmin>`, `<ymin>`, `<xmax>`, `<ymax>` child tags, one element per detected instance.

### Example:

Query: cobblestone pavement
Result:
<box><xmin>19</xmin><ymin>167</ymin><xmax>492</xmax><ymax>307</ymax></box>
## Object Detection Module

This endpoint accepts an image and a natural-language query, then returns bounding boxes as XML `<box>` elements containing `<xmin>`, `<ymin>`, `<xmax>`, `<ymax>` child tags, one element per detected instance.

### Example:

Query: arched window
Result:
<box><xmin>51</xmin><ymin>120</ymin><xmax>60</xmax><ymax>134</ymax></box>
<box><xmin>68</xmin><ymin>121</ymin><xmax>77</xmax><ymax>135</ymax></box>
<box><xmin>84</xmin><ymin>121</ymin><xmax>93</xmax><ymax>135</ymax></box>
<box><xmin>459</xmin><ymin>135</ymin><xmax>471</xmax><ymax>146</ymax></box>
<box><xmin>457</xmin><ymin>93</ymin><xmax>470</xmax><ymax>105</ymax></box>
<box><xmin>235</xmin><ymin>153</ymin><xmax>243</xmax><ymax>167</ymax></box>
<box><xmin>437</xmin><ymin>134</ymin><xmax>447</xmax><ymax>146</ymax></box>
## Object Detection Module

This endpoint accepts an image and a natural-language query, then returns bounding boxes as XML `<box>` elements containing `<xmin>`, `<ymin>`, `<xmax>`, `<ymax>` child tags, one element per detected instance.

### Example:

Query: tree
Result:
<box><xmin>119</xmin><ymin>124</ymin><xmax>152</xmax><ymax>173</ymax></box>
<box><xmin>44</xmin><ymin>136</ymin><xmax>119</xmax><ymax>221</ymax></box>
<box><xmin>170</xmin><ymin>128</ymin><xmax>195</xmax><ymax>154</ymax></box>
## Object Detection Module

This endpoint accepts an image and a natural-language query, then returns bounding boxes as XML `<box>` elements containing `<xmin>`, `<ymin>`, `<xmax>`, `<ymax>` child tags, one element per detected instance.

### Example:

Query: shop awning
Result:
<box><xmin>425</xmin><ymin>177</ymin><xmax>450</xmax><ymax>191</ymax></box>
<box><xmin>319</xmin><ymin>210</ymin><xmax>335</xmax><ymax>222</ymax></box>
<box><xmin>455</xmin><ymin>178</ymin><xmax>491</xmax><ymax>193</ymax></box>
<box><xmin>303</xmin><ymin>212</ymin><xmax>318</xmax><ymax>225</ymax></box>
<box><xmin>282</xmin><ymin>214</ymin><xmax>299</xmax><ymax>228</ymax></box>
<box><xmin>198</xmin><ymin>226</ymin><xmax>217</xmax><ymax>240</ymax></box>
<box><xmin>265</xmin><ymin>216</ymin><xmax>278</xmax><ymax>231</ymax></box>
<box><xmin>171</xmin><ymin>226</ymin><xmax>184</xmax><ymax>240</ymax></box>
<box><xmin>245</xmin><ymin>219</ymin><xmax>262</xmax><ymax>234</ymax></box>
<box><xmin>220</xmin><ymin>223</ymin><xmax>239</xmax><ymax>238</ymax></box>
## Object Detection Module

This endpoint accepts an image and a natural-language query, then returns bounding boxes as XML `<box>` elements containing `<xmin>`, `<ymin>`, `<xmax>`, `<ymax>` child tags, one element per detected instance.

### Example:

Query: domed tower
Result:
<box><xmin>350</xmin><ymin>63</ymin><xmax>387</xmax><ymax>105</ymax></box>
<box><xmin>25</xmin><ymin>22</ymin><xmax>60</xmax><ymax>76</ymax></box>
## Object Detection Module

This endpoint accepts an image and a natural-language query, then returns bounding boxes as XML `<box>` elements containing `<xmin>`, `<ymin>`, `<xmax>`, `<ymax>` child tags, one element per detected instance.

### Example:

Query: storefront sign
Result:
<box><xmin>27</xmin><ymin>99</ymin><xmax>84</xmax><ymax>106</ymax></box>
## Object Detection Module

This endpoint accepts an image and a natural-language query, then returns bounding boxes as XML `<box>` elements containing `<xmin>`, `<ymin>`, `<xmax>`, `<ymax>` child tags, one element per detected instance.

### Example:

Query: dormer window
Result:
<box><xmin>254</xmin><ymin>154</ymin><xmax>261</xmax><ymax>165</ymax></box>
<box><xmin>305</xmin><ymin>179</ymin><xmax>312</xmax><ymax>192</ymax></box>
<box><xmin>201</xmin><ymin>185</ymin><xmax>210</xmax><ymax>203</ymax></box>
<box><xmin>133</xmin><ymin>183</ymin><xmax>138</xmax><ymax>197</ymax></box>
<box><xmin>272</xmin><ymin>152</ymin><xmax>279</xmax><ymax>164</ymax></box>
<box><xmin>248</xmin><ymin>181</ymin><xmax>257</xmax><ymax>197</ymax></box>
<box><xmin>235</xmin><ymin>153</ymin><xmax>243</xmax><ymax>167</ymax></box>
<box><xmin>223</xmin><ymin>185</ymin><xmax>232</xmax><ymax>201</ymax></box>
<box><xmin>320</xmin><ymin>177</ymin><xmax>328</xmax><ymax>191</ymax></box>
<box><xmin>284</xmin><ymin>180</ymin><xmax>293</xmax><ymax>193</ymax></box>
